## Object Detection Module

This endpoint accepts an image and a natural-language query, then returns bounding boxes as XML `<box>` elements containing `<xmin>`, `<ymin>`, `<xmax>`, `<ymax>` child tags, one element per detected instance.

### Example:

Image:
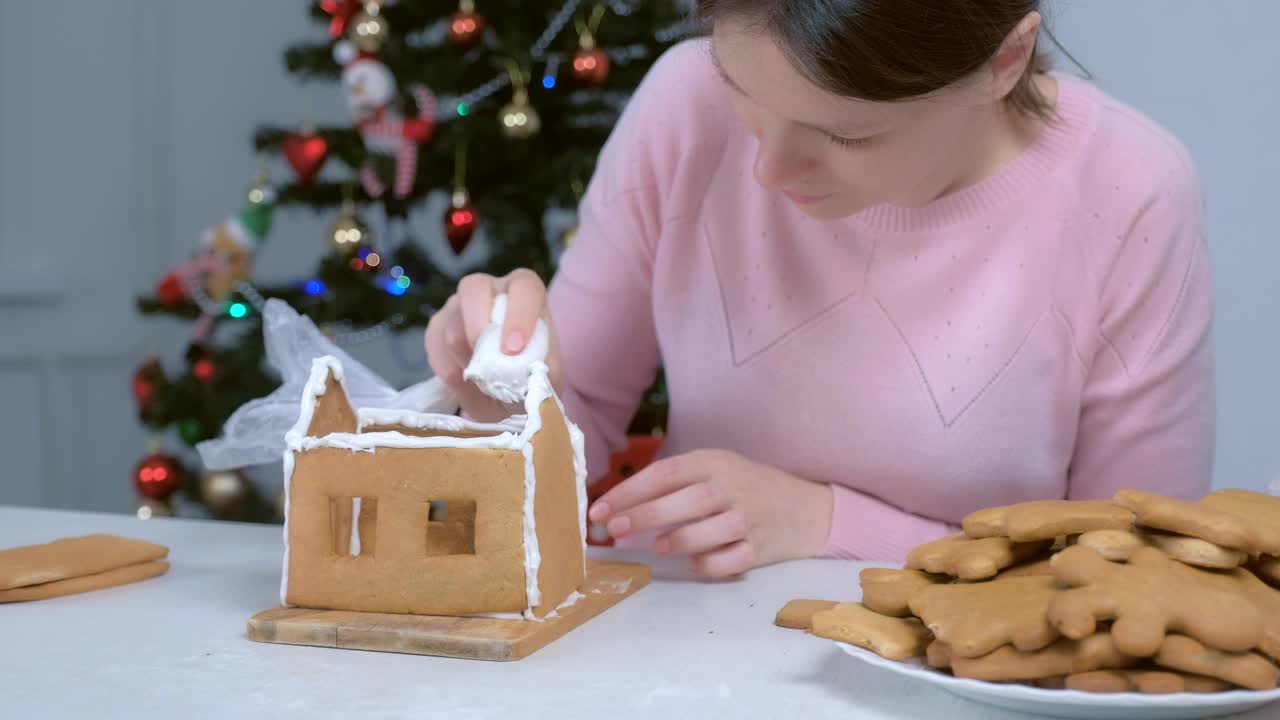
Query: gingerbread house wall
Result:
<box><xmin>285</xmin><ymin>443</ymin><xmax>531</xmax><ymax>616</ymax></box>
<box><xmin>528</xmin><ymin>397</ymin><xmax>586</xmax><ymax>616</ymax></box>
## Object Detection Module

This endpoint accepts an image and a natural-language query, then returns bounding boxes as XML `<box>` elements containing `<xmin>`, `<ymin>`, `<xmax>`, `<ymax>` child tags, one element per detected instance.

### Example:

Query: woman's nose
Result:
<box><xmin>752</xmin><ymin>131</ymin><xmax>813</xmax><ymax>190</ymax></box>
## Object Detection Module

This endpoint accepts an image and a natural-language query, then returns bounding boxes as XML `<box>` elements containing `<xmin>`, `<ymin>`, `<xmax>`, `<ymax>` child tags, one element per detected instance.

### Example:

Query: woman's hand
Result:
<box><xmin>424</xmin><ymin>269</ymin><xmax>562</xmax><ymax>421</ymax></box>
<box><xmin>588</xmin><ymin>449</ymin><xmax>833</xmax><ymax>578</ymax></box>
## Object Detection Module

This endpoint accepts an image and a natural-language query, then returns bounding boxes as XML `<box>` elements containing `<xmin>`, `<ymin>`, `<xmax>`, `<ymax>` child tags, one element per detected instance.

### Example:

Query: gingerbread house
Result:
<box><xmin>278</xmin><ymin>356</ymin><xmax>587</xmax><ymax>620</ymax></box>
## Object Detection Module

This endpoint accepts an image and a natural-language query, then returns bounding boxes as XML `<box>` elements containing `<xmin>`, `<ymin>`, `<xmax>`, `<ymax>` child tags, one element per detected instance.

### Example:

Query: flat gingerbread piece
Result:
<box><xmin>0</xmin><ymin>534</ymin><xmax>169</xmax><ymax>590</ymax></box>
<box><xmin>1048</xmin><ymin>545</ymin><xmax>1264</xmax><ymax>657</ymax></box>
<box><xmin>809</xmin><ymin>602</ymin><xmax>931</xmax><ymax>661</ymax></box>
<box><xmin>0</xmin><ymin>560</ymin><xmax>169</xmax><ymax>602</ymax></box>
<box><xmin>963</xmin><ymin>500</ymin><xmax>1134</xmax><ymax>542</ymax></box>
<box><xmin>906</xmin><ymin>532</ymin><xmax>1050</xmax><ymax>581</ymax></box>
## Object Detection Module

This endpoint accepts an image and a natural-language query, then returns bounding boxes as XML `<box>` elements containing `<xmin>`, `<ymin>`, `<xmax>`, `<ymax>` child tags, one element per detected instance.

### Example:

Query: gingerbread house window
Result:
<box><xmin>426</xmin><ymin>499</ymin><xmax>476</xmax><ymax>556</ymax></box>
<box><xmin>330</xmin><ymin>496</ymin><xmax>378</xmax><ymax>557</ymax></box>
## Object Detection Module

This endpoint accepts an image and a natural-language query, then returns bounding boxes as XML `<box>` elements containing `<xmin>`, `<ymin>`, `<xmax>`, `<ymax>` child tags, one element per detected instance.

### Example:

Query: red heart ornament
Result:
<box><xmin>282</xmin><ymin>132</ymin><xmax>329</xmax><ymax>185</ymax></box>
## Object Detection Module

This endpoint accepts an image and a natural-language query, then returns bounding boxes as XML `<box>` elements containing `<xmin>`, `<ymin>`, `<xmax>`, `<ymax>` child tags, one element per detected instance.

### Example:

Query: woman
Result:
<box><xmin>425</xmin><ymin>1</ymin><xmax>1214</xmax><ymax>577</ymax></box>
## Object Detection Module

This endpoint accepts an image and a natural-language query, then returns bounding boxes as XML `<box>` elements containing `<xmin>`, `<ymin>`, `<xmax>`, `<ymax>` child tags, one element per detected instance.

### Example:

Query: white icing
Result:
<box><xmin>289</xmin><ymin>430</ymin><xmax>523</xmax><ymax>454</ymax></box>
<box><xmin>463</xmin><ymin>294</ymin><xmax>551</xmax><ymax>405</ymax></box>
<box><xmin>357</xmin><ymin>407</ymin><xmax>525</xmax><ymax>435</ymax></box>
<box><xmin>350</xmin><ymin>497</ymin><xmax>362</xmax><ymax>557</ymax></box>
<box><xmin>279</xmin><ymin>449</ymin><xmax>294</xmax><ymax>606</ymax></box>
<box><xmin>540</xmin><ymin>590</ymin><xmax>586</xmax><ymax>620</ymax></box>
<box><xmin>477</xmin><ymin>589</ymin><xmax>586</xmax><ymax>623</ymax></box>
<box><xmin>280</xmin><ymin>355</ymin><xmax>346</xmax><ymax>607</ymax></box>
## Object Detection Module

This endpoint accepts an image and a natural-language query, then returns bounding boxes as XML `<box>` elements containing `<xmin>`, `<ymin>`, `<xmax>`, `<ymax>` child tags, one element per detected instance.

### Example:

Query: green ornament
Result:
<box><xmin>178</xmin><ymin>418</ymin><xmax>203</xmax><ymax>446</ymax></box>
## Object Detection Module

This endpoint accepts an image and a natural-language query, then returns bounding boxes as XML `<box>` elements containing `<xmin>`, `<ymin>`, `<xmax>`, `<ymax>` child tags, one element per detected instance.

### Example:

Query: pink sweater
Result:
<box><xmin>547</xmin><ymin>40</ymin><xmax>1215</xmax><ymax>563</ymax></box>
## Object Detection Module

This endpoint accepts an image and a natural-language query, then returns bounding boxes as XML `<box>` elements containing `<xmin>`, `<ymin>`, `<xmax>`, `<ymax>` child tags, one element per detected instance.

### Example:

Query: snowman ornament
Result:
<box><xmin>335</xmin><ymin>40</ymin><xmax>436</xmax><ymax>199</ymax></box>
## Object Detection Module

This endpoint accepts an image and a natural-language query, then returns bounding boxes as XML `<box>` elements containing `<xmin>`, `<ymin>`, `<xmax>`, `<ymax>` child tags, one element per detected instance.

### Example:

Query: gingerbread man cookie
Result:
<box><xmin>1048</xmin><ymin>545</ymin><xmax>1264</xmax><ymax>657</ymax></box>
<box><xmin>908</xmin><ymin>575</ymin><xmax>1060</xmax><ymax>658</ymax></box>
<box><xmin>963</xmin><ymin>500</ymin><xmax>1133</xmax><ymax>542</ymax></box>
<box><xmin>1113</xmin><ymin>489</ymin><xmax>1280</xmax><ymax>557</ymax></box>
<box><xmin>1065</xmin><ymin>668</ymin><xmax>1232</xmax><ymax>694</ymax></box>
<box><xmin>906</xmin><ymin>532</ymin><xmax>1050</xmax><ymax>581</ymax></box>
<box><xmin>1155</xmin><ymin>635</ymin><xmax>1280</xmax><ymax>691</ymax></box>
<box><xmin>1076</xmin><ymin>528</ymin><xmax>1247</xmax><ymax>569</ymax></box>
<box><xmin>808</xmin><ymin>602</ymin><xmax>932</xmax><ymax>661</ymax></box>
<box><xmin>947</xmin><ymin>633</ymin><xmax>1137</xmax><ymax>682</ymax></box>
<box><xmin>858</xmin><ymin>568</ymin><xmax>944</xmax><ymax>618</ymax></box>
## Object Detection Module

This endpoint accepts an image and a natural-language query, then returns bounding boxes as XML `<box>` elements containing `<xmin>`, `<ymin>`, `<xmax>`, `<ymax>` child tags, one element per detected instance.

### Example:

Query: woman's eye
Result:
<box><xmin>827</xmin><ymin>133</ymin><xmax>871</xmax><ymax>150</ymax></box>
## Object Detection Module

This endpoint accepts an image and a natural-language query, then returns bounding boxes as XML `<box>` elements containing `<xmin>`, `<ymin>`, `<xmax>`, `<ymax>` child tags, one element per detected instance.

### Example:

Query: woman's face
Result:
<box><xmin>712</xmin><ymin>20</ymin><xmax>997</xmax><ymax>221</ymax></box>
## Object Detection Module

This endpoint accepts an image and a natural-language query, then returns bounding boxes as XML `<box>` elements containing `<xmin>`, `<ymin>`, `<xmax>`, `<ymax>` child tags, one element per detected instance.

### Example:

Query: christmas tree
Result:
<box><xmin>130</xmin><ymin>0</ymin><xmax>687</xmax><ymax>522</ymax></box>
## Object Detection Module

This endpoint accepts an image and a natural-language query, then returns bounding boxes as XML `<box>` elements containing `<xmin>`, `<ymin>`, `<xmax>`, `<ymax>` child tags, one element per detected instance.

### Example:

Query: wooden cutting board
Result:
<box><xmin>247</xmin><ymin>559</ymin><xmax>649</xmax><ymax>661</ymax></box>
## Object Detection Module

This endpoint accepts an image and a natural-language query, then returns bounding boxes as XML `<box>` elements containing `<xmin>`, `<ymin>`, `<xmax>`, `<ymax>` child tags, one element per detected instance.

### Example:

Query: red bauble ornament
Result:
<box><xmin>131</xmin><ymin>357</ymin><xmax>164</xmax><ymax>407</ymax></box>
<box><xmin>320</xmin><ymin>0</ymin><xmax>362</xmax><ymax>39</ymax></box>
<box><xmin>193</xmin><ymin>358</ymin><xmax>216</xmax><ymax>382</ymax></box>
<box><xmin>156</xmin><ymin>272</ymin><xmax>187</xmax><ymax>307</ymax></box>
<box><xmin>134</xmin><ymin>453</ymin><xmax>185</xmax><ymax>502</ymax></box>
<box><xmin>448</xmin><ymin>5</ymin><xmax>485</xmax><ymax>48</ymax></box>
<box><xmin>282</xmin><ymin>131</ymin><xmax>329</xmax><ymax>185</ymax></box>
<box><xmin>572</xmin><ymin>47</ymin><xmax>610</xmax><ymax>85</ymax></box>
<box><xmin>443</xmin><ymin>190</ymin><xmax>479</xmax><ymax>253</ymax></box>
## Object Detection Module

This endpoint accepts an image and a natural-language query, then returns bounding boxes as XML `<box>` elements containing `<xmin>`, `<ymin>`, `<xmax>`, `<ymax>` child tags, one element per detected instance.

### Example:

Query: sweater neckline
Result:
<box><xmin>849</xmin><ymin>72</ymin><xmax>1099</xmax><ymax>234</ymax></box>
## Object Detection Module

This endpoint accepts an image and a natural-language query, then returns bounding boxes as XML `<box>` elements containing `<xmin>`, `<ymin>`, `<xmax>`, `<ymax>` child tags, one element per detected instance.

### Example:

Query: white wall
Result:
<box><xmin>0</xmin><ymin>0</ymin><xmax>1277</xmax><ymax>514</ymax></box>
<box><xmin>1046</xmin><ymin>1</ymin><xmax>1280</xmax><ymax>492</ymax></box>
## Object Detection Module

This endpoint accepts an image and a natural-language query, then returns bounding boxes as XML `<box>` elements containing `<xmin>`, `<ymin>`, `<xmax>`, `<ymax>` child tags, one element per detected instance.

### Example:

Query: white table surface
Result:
<box><xmin>4</xmin><ymin>506</ymin><xmax>1277</xmax><ymax>720</ymax></box>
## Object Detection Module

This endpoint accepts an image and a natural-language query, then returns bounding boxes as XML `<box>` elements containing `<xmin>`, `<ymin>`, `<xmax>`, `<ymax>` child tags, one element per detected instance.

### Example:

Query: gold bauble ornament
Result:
<box><xmin>560</xmin><ymin>224</ymin><xmax>579</xmax><ymax>250</ymax></box>
<box><xmin>330</xmin><ymin>204</ymin><xmax>372</xmax><ymax>257</ymax></box>
<box><xmin>136</xmin><ymin>498</ymin><xmax>173</xmax><ymax>520</ymax></box>
<box><xmin>200</xmin><ymin>470</ymin><xmax>250</xmax><ymax>516</ymax></box>
<box><xmin>351</xmin><ymin>2</ymin><xmax>389</xmax><ymax>53</ymax></box>
<box><xmin>499</xmin><ymin>90</ymin><xmax>541</xmax><ymax>139</ymax></box>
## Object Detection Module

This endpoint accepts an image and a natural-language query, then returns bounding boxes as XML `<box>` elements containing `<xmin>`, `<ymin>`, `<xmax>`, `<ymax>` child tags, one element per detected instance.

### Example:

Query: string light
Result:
<box><xmin>457</xmin><ymin>103</ymin><xmax>469</xmax><ymax>116</ymax></box>
<box><xmin>305</xmin><ymin>280</ymin><xmax>327</xmax><ymax>295</ymax></box>
<box><xmin>228</xmin><ymin>302</ymin><xmax>249</xmax><ymax>319</ymax></box>
<box><xmin>390</xmin><ymin>266</ymin><xmax>404</xmax><ymax>279</ymax></box>
<box><xmin>543</xmin><ymin>75</ymin><xmax>556</xmax><ymax>89</ymax></box>
<box><xmin>396</xmin><ymin>276</ymin><xmax>411</xmax><ymax>289</ymax></box>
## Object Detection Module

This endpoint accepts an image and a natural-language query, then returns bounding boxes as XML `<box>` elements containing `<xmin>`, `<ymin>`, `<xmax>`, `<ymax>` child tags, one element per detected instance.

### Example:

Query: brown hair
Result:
<box><xmin>696</xmin><ymin>0</ymin><xmax>1054</xmax><ymax>121</ymax></box>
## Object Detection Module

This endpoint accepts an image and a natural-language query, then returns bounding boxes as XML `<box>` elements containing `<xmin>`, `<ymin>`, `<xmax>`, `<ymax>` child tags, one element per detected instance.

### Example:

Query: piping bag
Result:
<box><xmin>196</xmin><ymin>294</ymin><xmax>546</xmax><ymax>470</ymax></box>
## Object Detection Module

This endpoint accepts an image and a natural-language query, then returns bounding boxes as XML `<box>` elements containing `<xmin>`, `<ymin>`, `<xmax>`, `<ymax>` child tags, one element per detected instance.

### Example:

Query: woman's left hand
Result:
<box><xmin>587</xmin><ymin>449</ymin><xmax>833</xmax><ymax>578</ymax></box>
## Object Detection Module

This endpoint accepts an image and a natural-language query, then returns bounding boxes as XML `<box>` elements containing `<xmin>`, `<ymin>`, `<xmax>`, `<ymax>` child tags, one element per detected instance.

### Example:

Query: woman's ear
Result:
<box><xmin>986</xmin><ymin>11</ymin><xmax>1043</xmax><ymax>102</ymax></box>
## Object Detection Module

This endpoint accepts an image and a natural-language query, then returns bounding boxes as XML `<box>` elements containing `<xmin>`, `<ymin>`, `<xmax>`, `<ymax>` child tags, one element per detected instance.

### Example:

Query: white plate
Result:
<box><xmin>836</xmin><ymin>642</ymin><xmax>1280</xmax><ymax>719</ymax></box>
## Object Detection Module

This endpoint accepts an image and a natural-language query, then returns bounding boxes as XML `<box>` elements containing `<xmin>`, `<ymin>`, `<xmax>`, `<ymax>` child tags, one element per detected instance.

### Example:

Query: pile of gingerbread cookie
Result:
<box><xmin>776</xmin><ymin>489</ymin><xmax>1280</xmax><ymax>693</ymax></box>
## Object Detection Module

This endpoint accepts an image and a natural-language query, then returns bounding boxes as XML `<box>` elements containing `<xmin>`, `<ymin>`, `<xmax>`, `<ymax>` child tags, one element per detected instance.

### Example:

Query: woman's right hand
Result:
<box><xmin>424</xmin><ymin>269</ymin><xmax>563</xmax><ymax>422</ymax></box>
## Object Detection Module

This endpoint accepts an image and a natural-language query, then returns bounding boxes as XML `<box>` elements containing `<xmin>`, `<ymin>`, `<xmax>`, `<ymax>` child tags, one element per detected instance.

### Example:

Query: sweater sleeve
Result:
<box><xmin>1067</xmin><ymin>159</ymin><xmax>1215</xmax><ymax>502</ymax></box>
<box><xmin>547</xmin><ymin>44</ymin><xmax>707</xmax><ymax>483</ymax></box>
<box><xmin>822</xmin><ymin>485</ymin><xmax>959</xmax><ymax>562</ymax></box>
